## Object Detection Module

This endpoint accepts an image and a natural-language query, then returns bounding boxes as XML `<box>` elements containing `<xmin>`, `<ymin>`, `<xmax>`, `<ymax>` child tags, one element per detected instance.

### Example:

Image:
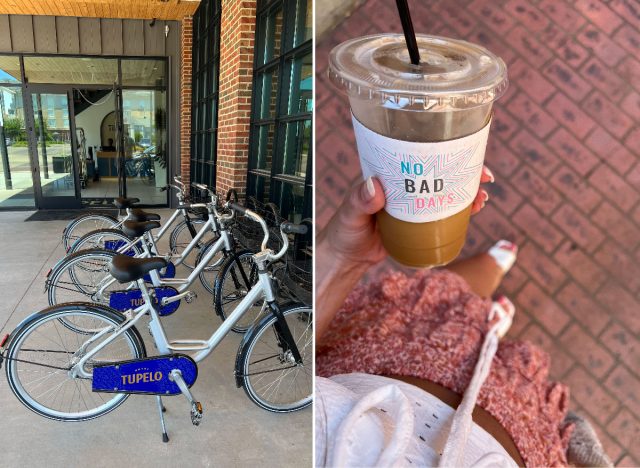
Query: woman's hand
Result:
<box><xmin>322</xmin><ymin>166</ymin><xmax>495</xmax><ymax>269</ymax></box>
<box><xmin>316</xmin><ymin>165</ymin><xmax>495</xmax><ymax>340</ymax></box>
<box><xmin>321</xmin><ymin>176</ymin><xmax>387</xmax><ymax>268</ymax></box>
<box><xmin>471</xmin><ymin>166</ymin><xmax>495</xmax><ymax>215</ymax></box>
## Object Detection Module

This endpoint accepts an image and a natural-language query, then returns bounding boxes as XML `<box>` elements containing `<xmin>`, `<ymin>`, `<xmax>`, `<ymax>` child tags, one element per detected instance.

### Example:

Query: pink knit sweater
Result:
<box><xmin>317</xmin><ymin>269</ymin><xmax>573</xmax><ymax>467</ymax></box>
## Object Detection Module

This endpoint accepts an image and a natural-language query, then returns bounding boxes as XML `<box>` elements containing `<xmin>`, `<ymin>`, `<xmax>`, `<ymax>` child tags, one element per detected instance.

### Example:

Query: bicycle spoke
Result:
<box><xmin>7</xmin><ymin>309</ymin><xmax>140</xmax><ymax>420</ymax></box>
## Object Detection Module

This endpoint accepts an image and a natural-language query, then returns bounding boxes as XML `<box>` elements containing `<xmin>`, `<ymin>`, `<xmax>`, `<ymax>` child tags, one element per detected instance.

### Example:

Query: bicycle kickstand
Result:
<box><xmin>156</xmin><ymin>395</ymin><xmax>169</xmax><ymax>443</ymax></box>
<box><xmin>169</xmin><ymin>369</ymin><xmax>203</xmax><ymax>426</ymax></box>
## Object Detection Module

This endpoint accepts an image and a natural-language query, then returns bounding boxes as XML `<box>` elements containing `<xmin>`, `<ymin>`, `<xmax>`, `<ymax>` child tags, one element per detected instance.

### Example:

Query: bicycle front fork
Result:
<box><xmin>269</xmin><ymin>302</ymin><xmax>303</xmax><ymax>364</ymax></box>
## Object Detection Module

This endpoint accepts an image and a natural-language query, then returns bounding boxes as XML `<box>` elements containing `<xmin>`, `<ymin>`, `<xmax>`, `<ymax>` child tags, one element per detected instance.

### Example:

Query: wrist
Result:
<box><xmin>316</xmin><ymin>230</ymin><xmax>373</xmax><ymax>340</ymax></box>
<box><xmin>316</xmin><ymin>228</ymin><xmax>375</xmax><ymax>277</ymax></box>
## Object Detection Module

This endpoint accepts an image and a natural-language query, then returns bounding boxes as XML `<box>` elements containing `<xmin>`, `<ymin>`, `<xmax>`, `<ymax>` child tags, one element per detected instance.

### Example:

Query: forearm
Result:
<box><xmin>315</xmin><ymin>231</ymin><xmax>371</xmax><ymax>341</ymax></box>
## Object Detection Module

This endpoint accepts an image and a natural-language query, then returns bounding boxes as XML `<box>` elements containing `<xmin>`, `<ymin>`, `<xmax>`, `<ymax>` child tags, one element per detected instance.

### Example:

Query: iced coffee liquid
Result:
<box><xmin>351</xmin><ymin>98</ymin><xmax>492</xmax><ymax>267</ymax></box>
<box><xmin>329</xmin><ymin>34</ymin><xmax>507</xmax><ymax>268</ymax></box>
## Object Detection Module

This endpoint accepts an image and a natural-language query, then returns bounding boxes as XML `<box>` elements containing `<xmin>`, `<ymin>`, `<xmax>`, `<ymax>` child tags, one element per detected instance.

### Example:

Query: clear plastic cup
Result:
<box><xmin>329</xmin><ymin>33</ymin><xmax>508</xmax><ymax>267</ymax></box>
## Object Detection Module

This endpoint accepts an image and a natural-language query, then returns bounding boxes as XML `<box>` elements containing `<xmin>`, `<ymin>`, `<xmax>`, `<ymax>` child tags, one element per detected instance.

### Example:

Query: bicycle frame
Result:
<box><xmin>99</xmin><ymin>207</ymin><xmax>199</xmax><ymax>258</ymax></box>
<box><xmin>75</xmin><ymin>266</ymin><xmax>279</xmax><ymax>379</ymax></box>
<box><xmin>94</xmin><ymin>212</ymin><xmax>236</xmax><ymax>300</ymax></box>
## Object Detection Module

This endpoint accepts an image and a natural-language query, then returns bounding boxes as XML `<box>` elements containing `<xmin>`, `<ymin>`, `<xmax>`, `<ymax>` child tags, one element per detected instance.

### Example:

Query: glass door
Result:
<box><xmin>0</xmin><ymin>86</ymin><xmax>35</xmax><ymax>208</ymax></box>
<box><xmin>27</xmin><ymin>86</ymin><xmax>81</xmax><ymax>209</ymax></box>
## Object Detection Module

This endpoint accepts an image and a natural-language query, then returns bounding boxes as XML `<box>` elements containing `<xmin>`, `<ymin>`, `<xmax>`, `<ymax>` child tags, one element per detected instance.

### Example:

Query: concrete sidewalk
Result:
<box><xmin>0</xmin><ymin>210</ymin><xmax>311</xmax><ymax>467</ymax></box>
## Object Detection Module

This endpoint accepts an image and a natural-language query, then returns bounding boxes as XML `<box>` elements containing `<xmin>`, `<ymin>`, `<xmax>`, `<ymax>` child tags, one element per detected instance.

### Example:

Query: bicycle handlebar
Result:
<box><xmin>281</xmin><ymin>223</ymin><xmax>308</xmax><ymax>235</ymax></box>
<box><xmin>192</xmin><ymin>182</ymin><xmax>208</xmax><ymax>192</ymax></box>
<box><xmin>226</xmin><ymin>201</ymin><xmax>307</xmax><ymax>262</ymax></box>
<box><xmin>227</xmin><ymin>201</ymin><xmax>247</xmax><ymax>216</ymax></box>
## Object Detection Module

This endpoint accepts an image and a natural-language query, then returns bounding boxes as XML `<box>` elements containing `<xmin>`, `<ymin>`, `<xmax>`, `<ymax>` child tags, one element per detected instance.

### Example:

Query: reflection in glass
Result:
<box><xmin>32</xmin><ymin>93</ymin><xmax>75</xmax><ymax>198</ymax></box>
<box><xmin>122</xmin><ymin>90</ymin><xmax>167</xmax><ymax>204</ymax></box>
<box><xmin>247</xmin><ymin>174</ymin><xmax>306</xmax><ymax>224</ymax></box>
<box><xmin>259</xmin><ymin>8</ymin><xmax>283</xmax><ymax>66</ymax></box>
<box><xmin>256</xmin><ymin>124</ymin><xmax>276</xmax><ymax>171</ymax></box>
<box><xmin>121</xmin><ymin>60</ymin><xmax>166</xmax><ymax>87</ymax></box>
<box><xmin>286</xmin><ymin>53</ymin><xmax>312</xmax><ymax>115</ymax></box>
<box><xmin>0</xmin><ymin>56</ymin><xmax>21</xmax><ymax>84</ymax></box>
<box><xmin>24</xmin><ymin>57</ymin><xmax>118</xmax><ymax>85</ymax></box>
<box><xmin>281</xmin><ymin>119</ymin><xmax>310</xmax><ymax>178</ymax></box>
<box><xmin>258</xmin><ymin>67</ymin><xmax>279</xmax><ymax>119</ymax></box>
<box><xmin>247</xmin><ymin>172</ymin><xmax>271</xmax><ymax>207</ymax></box>
<box><xmin>0</xmin><ymin>87</ymin><xmax>34</xmax><ymax>207</ymax></box>
<box><xmin>294</xmin><ymin>0</ymin><xmax>312</xmax><ymax>47</ymax></box>
<box><xmin>209</xmin><ymin>62</ymin><xmax>218</xmax><ymax>96</ymax></box>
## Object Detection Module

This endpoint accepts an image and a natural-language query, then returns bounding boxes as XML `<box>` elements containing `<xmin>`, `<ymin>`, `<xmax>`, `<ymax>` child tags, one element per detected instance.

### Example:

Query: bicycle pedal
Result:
<box><xmin>190</xmin><ymin>401</ymin><xmax>203</xmax><ymax>426</ymax></box>
<box><xmin>184</xmin><ymin>291</ymin><xmax>197</xmax><ymax>304</ymax></box>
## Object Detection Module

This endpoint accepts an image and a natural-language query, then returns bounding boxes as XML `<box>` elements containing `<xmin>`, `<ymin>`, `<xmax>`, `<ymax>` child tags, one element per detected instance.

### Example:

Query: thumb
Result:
<box><xmin>349</xmin><ymin>176</ymin><xmax>386</xmax><ymax>215</ymax></box>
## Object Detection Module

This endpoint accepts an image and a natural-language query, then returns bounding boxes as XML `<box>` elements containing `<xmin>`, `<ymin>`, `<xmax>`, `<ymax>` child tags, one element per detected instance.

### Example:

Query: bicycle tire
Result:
<box><xmin>213</xmin><ymin>250</ymin><xmax>261</xmax><ymax>333</ymax></box>
<box><xmin>68</xmin><ymin>228</ymin><xmax>143</xmax><ymax>256</ymax></box>
<box><xmin>4</xmin><ymin>302</ymin><xmax>146</xmax><ymax>421</ymax></box>
<box><xmin>62</xmin><ymin>213</ymin><xmax>119</xmax><ymax>251</ymax></box>
<box><xmin>236</xmin><ymin>304</ymin><xmax>312</xmax><ymax>412</ymax></box>
<box><xmin>47</xmin><ymin>249</ymin><xmax>122</xmax><ymax>307</ymax></box>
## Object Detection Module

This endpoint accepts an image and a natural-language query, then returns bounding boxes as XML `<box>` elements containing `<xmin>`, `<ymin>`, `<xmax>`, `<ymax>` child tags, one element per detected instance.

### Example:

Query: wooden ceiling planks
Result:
<box><xmin>0</xmin><ymin>0</ymin><xmax>200</xmax><ymax>20</ymax></box>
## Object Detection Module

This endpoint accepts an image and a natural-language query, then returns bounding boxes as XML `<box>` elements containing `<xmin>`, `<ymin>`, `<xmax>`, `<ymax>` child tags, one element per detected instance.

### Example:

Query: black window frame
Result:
<box><xmin>247</xmin><ymin>0</ymin><xmax>313</xmax><ymax>222</ymax></box>
<box><xmin>190</xmin><ymin>0</ymin><xmax>222</xmax><ymax>191</ymax></box>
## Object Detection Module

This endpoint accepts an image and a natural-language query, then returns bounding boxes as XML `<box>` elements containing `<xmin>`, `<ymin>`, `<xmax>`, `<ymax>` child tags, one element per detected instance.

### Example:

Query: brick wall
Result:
<box><xmin>179</xmin><ymin>15</ymin><xmax>193</xmax><ymax>187</ymax></box>
<box><xmin>216</xmin><ymin>0</ymin><xmax>257</xmax><ymax>197</ymax></box>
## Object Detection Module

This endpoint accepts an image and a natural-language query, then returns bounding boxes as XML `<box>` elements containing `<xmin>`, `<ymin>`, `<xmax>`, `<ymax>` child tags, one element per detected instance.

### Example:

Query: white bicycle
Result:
<box><xmin>0</xmin><ymin>203</ymin><xmax>312</xmax><ymax>442</ymax></box>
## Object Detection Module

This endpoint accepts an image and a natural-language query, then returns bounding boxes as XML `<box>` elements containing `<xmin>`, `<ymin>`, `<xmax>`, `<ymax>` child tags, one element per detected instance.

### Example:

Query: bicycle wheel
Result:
<box><xmin>169</xmin><ymin>219</ymin><xmax>218</xmax><ymax>270</ymax></box>
<box><xmin>4</xmin><ymin>303</ymin><xmax>146</xmax><ymax>421</ymax></box>
<box><xmin>69</xmin><ymin>229</ymin><xmax>143</xmax><ymax>256</ymax></box>
<box><xmin>213</xmin><ymin>250</ymin><xmax>261</xmax><ymax>333</ymax></box>
<box><xmin>238</xmin><ymin>304</ymin><xmax>312</xmax><ymax>412</ymax></box>
<box><xmin>62</xmin><ymin>213</ymin><xmax>119</xmax><ymax>251</ymax></box>
<box><xmin>195</xmin><ymin>239</ymin><xmax>235</xmax><ymax>295</ymax></box>
<box><xmin>47</xmin><ymin>249</ymin><xmax>123</xmax><ymax>307</ymax></box>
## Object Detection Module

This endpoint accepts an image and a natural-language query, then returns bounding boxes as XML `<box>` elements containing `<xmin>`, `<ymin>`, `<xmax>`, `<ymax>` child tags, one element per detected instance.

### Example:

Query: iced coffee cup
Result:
<box><xmin>329</xmin><ymin>34</ymin><xmax>508</xmax><ymax>267</ymax></box>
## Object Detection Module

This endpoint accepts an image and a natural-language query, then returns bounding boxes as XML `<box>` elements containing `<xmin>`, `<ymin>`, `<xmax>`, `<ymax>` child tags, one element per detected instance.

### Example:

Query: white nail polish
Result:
<box><xmin>484</xmin><ymin>167</ymin><xmax>495</xmax><ymax>183</ymax></box>
<box><xmin>365</xmin><ymin>177</ymin><xmax>375</xmax><ymax>198</ymax></box>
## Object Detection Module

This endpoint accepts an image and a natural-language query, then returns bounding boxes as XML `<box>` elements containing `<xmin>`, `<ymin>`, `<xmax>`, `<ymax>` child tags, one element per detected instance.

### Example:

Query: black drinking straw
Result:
<box><xmin>395</xmin><ymin>0</ymin><xmax>421</xmax><ymax>65</ymax></box>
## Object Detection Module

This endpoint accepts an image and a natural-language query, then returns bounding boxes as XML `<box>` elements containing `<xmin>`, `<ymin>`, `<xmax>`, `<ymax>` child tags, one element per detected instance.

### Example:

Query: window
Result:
<box><xmin>248</xmin><ymin>0</ymin><xmax>312</xmax><ymax>223</ymax></box>
<box><xmin>0</xmin><ymin>56</ymin><xmax>21</xmax><ymax>84</ymax></box>
<box><xmin>190</xmin><ymin>0</ymin><xmax>221</xmax><ymax>190</ymax></box>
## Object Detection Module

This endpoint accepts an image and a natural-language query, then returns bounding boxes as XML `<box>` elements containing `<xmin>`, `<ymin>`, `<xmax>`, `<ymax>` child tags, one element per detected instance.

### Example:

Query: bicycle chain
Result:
<box><xmin>1</xmin><ymin>349</ymin><xmax>74</xmax><ymax>371</ymax></box>
<box><xmin>45</xmin><ymin>280</ymin><xmax>97</xmax><ymax>297</ymax></box>
<box><xmin>237</xmin><ymin>364</ymin><xmax>299</xmax><ymax>377</ymax></box>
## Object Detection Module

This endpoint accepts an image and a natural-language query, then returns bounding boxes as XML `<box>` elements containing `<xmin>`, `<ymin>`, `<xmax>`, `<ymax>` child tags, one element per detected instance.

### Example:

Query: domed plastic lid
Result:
<box><xmin>329</xmin><ymin>33</ymin><xmax>508</xmax><ymax>110</ymax></box>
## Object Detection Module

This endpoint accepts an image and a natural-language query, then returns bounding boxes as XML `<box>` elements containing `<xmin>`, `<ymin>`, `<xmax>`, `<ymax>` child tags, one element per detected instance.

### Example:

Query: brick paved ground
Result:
<box><xmin>315</xmin><ymin>0</ymin><xmax>640</xmax><ymax>465</ymax></box>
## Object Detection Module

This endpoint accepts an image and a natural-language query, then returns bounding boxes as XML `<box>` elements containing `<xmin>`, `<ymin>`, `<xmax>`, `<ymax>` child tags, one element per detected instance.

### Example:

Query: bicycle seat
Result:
<box><xmin>109</xmin><ymin>255</ymin><xmax>168</xmax><ymax>283</ymax></box>
<box><xmin>114</xmin><ymin>197</ymin><xmax>140</xmax><ymax>209</ymax></box>
<box><xmin>130</xmin><ymin>208</ymin><xmax>161</xmax><ymax>222</ymax></box>
<box><xmin>122</xmin><ymin>220</ymin><xmax>160</xmax><ymax>238</ymax></box>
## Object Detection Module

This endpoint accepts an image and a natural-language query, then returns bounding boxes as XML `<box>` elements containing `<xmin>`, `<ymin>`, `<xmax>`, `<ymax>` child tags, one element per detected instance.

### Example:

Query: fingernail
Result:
<box><xmin>482</xmin><ymin>190</ymin><xmax>489</xmax><ymax>202</ymax></box>
<box><xmin>495</xmin><ymin>295</ymin><xmax>514</xmax><ymax>314</ymax></box>
<box><xmin>484</xmin><ymin>167</ymin><xmax>495</xmax><ymax>183</ymax></box>
<box><xmin>365</xmin><ymin>176</ymin><xmax>375</xmax><ymax>199</ymax></box>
